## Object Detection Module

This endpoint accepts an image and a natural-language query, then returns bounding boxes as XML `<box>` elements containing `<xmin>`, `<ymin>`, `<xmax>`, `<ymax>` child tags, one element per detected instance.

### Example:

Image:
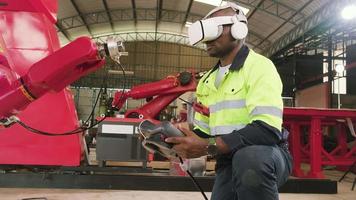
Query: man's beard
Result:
<box><xmin>207</xmin><ymin>43</ymin><xmax>236</xmax><ymax>58</ymax></box>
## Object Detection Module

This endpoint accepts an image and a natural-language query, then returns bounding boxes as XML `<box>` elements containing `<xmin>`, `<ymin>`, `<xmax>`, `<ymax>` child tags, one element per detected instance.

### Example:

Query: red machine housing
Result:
<box><xmin>0</xmin><ymin>0</ymin><xmax>105</xmax><ymax>166</ymax></box>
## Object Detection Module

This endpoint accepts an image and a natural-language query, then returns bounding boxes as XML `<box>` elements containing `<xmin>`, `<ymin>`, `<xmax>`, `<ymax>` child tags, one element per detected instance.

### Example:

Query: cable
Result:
<box><xmin>15</xmin><ymin>58</ymin><xmax>127</xmax><ymax>137</ymax></box>
<box><xmin>111</xmin><ymin>61</ymin><xmax>126</xmax><ymax>111</ymax></box>
<box><xmin>82</xmin><ymin>87</ymin><xmax>103</xmax><ymax>127</ymax></box>
<box><xmin>116</xmin><ymin>61</ymin><xmax>126</xmax><ymax>107</ymax></box>
<box><xmin>80</xmin><ymin>62</ymin><xmax>110</xmax><ymax>129</ymax></box>
<box><xmin>16</xmin><ymin>116</ymin><xmax>107</xmax><ymax>136</ymax></box>
<box><xmin>178</xmin><ymin>97</ymin><xmax>193</xmax><ymax>106</ymax></box>
<box><xmin>178</xmin><ymin>156</ymin><xmax>208</xmax><ymax>200</ymax></box>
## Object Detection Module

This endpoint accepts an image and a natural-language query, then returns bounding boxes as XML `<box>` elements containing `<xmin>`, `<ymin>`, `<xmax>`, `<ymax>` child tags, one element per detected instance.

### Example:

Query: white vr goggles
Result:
<box><xmin>188</xmin><ymin>3</ymin><xmax>248</xmax><ymax>46</ymax></box>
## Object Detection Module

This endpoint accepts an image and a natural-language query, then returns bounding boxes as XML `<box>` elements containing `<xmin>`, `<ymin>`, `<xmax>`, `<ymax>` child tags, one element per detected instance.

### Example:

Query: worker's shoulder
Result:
<box><xmin>247</xmin><ymin>49</ymin><xmax>275</xmax><ymax>67</ymax></box>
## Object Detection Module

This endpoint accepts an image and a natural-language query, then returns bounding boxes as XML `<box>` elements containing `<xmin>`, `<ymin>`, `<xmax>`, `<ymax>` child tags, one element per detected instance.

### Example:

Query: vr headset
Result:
<box><xmin>188</xmin><ymin>3</ymin><xmax>248</xmax><ymax>46</ymax></box>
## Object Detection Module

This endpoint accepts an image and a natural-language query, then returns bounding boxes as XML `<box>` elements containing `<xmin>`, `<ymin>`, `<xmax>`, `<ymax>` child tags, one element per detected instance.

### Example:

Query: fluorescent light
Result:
<box><xmin>194</xmin><ymin>0</ymin><xmax>222</xmax><ymax>7</ymax></box>
<box><xmin>194</xmin><ymin>0</ymin><xmax>249</xmax><ymax>15</ymax></box>
<box><xmin>185</xmin><ymin>21</ymin><xmax>193</xmax><ymax>28</ymax></box>
<box><xmin>108</xmin><ymin>70</ymin><xmax>134</xmax><ymax>75</ymax></box>
<box><xmin>341</xmin><ymin>5</ymin><xmax>356</xmax><ymax>20</ymax></box>
<box><xmin>221</xmin><ymin>1</ymin><xmax>249</xmax><ymax>15</ymax></box>
<box><xmin>335</xmin><ymin>64</ymin><xmax>345</xmax><ymax>73</ymax></box>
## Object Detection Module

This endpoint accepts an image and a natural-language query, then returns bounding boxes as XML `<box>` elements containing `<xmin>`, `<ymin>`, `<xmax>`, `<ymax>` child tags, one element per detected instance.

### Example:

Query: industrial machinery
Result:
<box><xmin>0</xmin><ymin>1</ymin><xmax>352</xmax><ymax>197</ymax></box>
<box><xmin>0</xmin><ymin>0</ymin><xmax>123</xmax><ymax>166</ymax></box>
<box><xmin>112</xmin><ymin>71</ymin><xmax>199</xmax><ymax>119</ymax></box>
<box><xmin>96</xmin><ymin>71</ymin><xmax>201</xmax><ymax>165</ymax></box>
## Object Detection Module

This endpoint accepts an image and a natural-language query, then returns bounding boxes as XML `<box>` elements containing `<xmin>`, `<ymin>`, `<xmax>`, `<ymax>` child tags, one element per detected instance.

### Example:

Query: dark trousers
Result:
<box><xmin>211</xmin><ymin>145</ymin><xmax>292</xmax><ymax>200</ymax></box>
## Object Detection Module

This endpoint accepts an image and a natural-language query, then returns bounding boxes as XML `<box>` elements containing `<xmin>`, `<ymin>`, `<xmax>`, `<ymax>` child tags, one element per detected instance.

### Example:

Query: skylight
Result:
<box><xmin>221</xmin><ymin>1</ymin><xmax>249</xmax><ymax>15</ymax></box>
<box><xmin>185</xmin><ymin>21</ymin><xmax>193</xmax><ymax>27</ymax></box>
<box><xmin>194</xmin><ymin>0</ymin><xmax>223</xmax><ymax>7</ymax></box>
<box><xmin>194</xmin><ymin>0</ymin><xmax>250</xmax><ymax>15</ymax></box>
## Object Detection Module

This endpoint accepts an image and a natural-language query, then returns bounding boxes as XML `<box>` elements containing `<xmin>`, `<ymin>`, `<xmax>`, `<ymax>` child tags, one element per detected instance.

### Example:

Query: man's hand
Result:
<box><xmin>165</xmin><ymin>124</ymin><xmax>208</xmax><ymax>159</ymax></box>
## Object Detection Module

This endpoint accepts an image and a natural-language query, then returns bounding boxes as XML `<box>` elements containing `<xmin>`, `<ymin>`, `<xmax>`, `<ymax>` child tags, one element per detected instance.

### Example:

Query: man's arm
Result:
<box><xmin>217</xmin><ymin>120</ymin><xmax>280</xmax><ymax>154</ymax></box>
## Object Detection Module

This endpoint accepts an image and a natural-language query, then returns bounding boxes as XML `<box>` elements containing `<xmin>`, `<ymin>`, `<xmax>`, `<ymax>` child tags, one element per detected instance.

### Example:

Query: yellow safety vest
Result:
<box><xmin>194</xmin><ymin>46</ymin><xmax>283</xmax><ymax>136</ymax></box>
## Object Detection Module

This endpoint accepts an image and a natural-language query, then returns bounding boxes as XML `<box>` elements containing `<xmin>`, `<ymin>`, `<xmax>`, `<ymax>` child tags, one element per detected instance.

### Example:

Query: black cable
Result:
<box><xmin>16</xmin><ymin>116</ymin><xmax>107</xmax><ymax>136</ymax></box>
<box><xmin>178</xmin><ymin>97</ymin><xmax>193</xmax><ymax>106</ymax></box>
<box><xmin>80</xmin><ymin>62</ymin><xmax>110</xmax><ymax>128</ymax></box>
<box><xmin>111</xmin><ymin>61</ymin><xmax>126</xmax><ymax>111</ymax></box>
<box><xmin>116</xmin><ymin>61</ymin><xmax>126</xmax><ymax>108</ymax></box>
<box><xmin>15</xmin><ymin>58</ymin><xmax>127</xmax><ymax>137</ymax></box>
<box><xmin>82</xmin><ymin>87</ymin><xmax>103</xmax><ymax>127</ymax></box>
<box><xmin>178</xmin><ymin>156</ymin><xmax>208</xmax><ymax>200</ymax></box>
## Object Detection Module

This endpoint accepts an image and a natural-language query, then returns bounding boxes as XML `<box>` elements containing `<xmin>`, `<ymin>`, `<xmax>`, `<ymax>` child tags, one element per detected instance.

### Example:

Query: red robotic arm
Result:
<box><xmin>0</xmin><ymin>0</ymin><xmax>126</xmax><ymax>126</ymax></box>
<box><xmin>0</xmin><ymin>37</ymin><xmax>104</xmax><ymax>123</ymax></box>
<box><xmin>112</xmin><ymin>71</ymin><xmax>209</xmax><ymax>120</ymax></box>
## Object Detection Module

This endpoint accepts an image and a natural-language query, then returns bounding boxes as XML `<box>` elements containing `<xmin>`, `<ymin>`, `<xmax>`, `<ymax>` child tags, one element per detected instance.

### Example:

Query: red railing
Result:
<box><xmin>284</xmin><ymin>107</ymin><xmax>356</xmax><ymax>178</ymax></box>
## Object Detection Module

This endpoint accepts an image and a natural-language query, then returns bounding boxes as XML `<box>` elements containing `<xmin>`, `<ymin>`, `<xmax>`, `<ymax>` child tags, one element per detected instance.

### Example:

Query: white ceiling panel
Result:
<box><xmin>136</xmin><ymin>21</ymin><xmax>156</xmax><ymax>31</ymax></box>
<box><xmin>107</xmin><ymin>0</ymin><xmax>132</xmax><ymax>9</ymax></box>
<box><xmin>190</xmin><ymin>1</ymin><xmax>213</xmax><ymax>16</ymax></box>
<box><xmin>163</xmin><ymin>0</ymin><xmax>191</xmax><ymax>12</ymax></box>
<box><xmin>75</xmin><ymin>0</ymin><xmax>105</xmax><ymax>13</ymax></box>
<box><xmin>90</xmin><ymin>23</ymin><xmax>113</xmax><ymax>36</ymax></box>
<box><xmin>114</xmin><ymin>21</ymin><xmax>136</xmax><ymax>32</ymax></box>
<box><xmin>135</xmin><ymin>0</ymin><xmax>157</xmax><ymax>9</ymax></box>
<box><xmin>58</xmin><ymin>0</ymin><xmax>78</xmax><ymax>18</ymax></box>
<box><xmin>158</xmin><ymin>22</ymin><xmax>184</xmax><ymax>34</ymax></box>
<box><xmin>67</xmin><ymin>26</ymin><xmax>91</xmax><ymax>38</ymax></box>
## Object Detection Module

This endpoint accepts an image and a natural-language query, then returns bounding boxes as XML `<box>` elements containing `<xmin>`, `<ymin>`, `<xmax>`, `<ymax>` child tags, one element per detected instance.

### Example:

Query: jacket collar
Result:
<box><xmin>211</xmin><ymin>45</ymin><xmax>250</xmax><ymax>72</ymax></box>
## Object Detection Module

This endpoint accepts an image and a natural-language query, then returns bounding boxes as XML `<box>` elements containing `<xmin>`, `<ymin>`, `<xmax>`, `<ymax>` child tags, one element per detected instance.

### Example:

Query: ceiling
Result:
<box><xmin>56</xmin><ymin>0</ymin><xmax>331</xmax><ymax>54</ymax></box>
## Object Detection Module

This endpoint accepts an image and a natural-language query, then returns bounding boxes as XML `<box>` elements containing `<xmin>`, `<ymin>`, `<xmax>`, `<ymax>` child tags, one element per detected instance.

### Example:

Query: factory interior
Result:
<box><xmin>0</xmin><ymin>0</ymin><xmax>356</xmax><ymax>199</ymax></box>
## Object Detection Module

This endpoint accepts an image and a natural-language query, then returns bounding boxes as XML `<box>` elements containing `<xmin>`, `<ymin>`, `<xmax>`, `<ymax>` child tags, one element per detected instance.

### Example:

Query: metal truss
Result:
<box><xmin>57</xmin><ymin>8</ymin><xmax>270</xmax><ymax>49</ymax></box>
<box><xmin>280</xmin><ymin>21</ymin><xmax>356</xmax><ymax>57</ymax></box>
<box><xmin>92</xmin><ymin>31</ymin><xmax>268</xmax><ymax>52</ymax></box>
<box><xmin>92</xmin><ymin>31</ymin><xmax>205</xmax><ymax>50</ymax></box>
<box><xmin>70</xmin><ymin>0</ymin><xmax>92</xmax><ymax>36</ymax></box>
<box><xmin>234</xmin><ymin>0</ymin><xmax>305</xmax><ymax>26</ymax></box>
<box><xmin>264</xmin><ymin>0</ymin><xmax>348</xmax><ymax>58</ymax></box>
<box><xmin>102</xmin><ymin>0</ymin><xmax>114</xmax><ymax>31</ymax></box>
<box><xmin>58</xmin><ymin>8</ymin><xmax>201</xmax><ymax>30</ymax></box>
<box><xmin>253</xmin><ymin>0</ymin><xmax>314</xmax><ymax>49</ymax></box>
<box><xmin>55</xmin><ymin>22</ymin><xmax>71</xmax><ymax>41</ymax></box>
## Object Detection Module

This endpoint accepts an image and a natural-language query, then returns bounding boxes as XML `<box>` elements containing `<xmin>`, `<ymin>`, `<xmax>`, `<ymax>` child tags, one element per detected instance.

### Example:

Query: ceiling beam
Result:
<box><xmin>158</xmin><ymin>0</ymin><xmax>163</xmax><ymax>20</ymax></box>
<box><xmin>155</xmin><ymin>0</ymin><xmax>163</xmax><ymax>39</ymax></box>
<box><xmin>247</xmin><ymin>0</ymin><xmax>265</xmax><ymax>20</ymax></box>
<box><xmin>131</xmin><ymin>0</ymin><xmax>137</xmax><ymax>24</ymax></box>
<box><xmin>55</xmin><ymin>22</ymin><xmax>71</xmax><ymax>41</ymax></box>
<box><xmin>91</xmin><ymin>32</ymin><xmax>206</xmax><ymax>50</ymax></box>
<box><xmin>102</xmin><ymin>0</ymin><xmax>114</xmax><ymax>31</ymax></box>
<box><xmin>234</xmin><ymin>0</ymin><xmax>305</xmax><ymax>26</ymax></box>
<box><xmin>182</xmin><ymin>0</ymin><xmax>194</xmax><ymax>27</ymax></box>
<box><xmin>264</xmin><ymin>0</ymin><xmax>348</xmax><ymax>57</ymax></box>
<box><xmin>156</xmin><ymin>0</ymin><xmax>163</xmax><ymax>31</ymax></box>
<box><xmin>254</xmin><ymin>0</ymin><xmax>314</xmax><ymax>49</ymax></box>
<box><xmin>70</xmin><ymin>0</ymin><xmax>93</xmax><ymax>36</ymax></box>
<box><xmin>57</xmin><ymin>8</ymin><xmax>270</xmax><ymax>45</ymax></box>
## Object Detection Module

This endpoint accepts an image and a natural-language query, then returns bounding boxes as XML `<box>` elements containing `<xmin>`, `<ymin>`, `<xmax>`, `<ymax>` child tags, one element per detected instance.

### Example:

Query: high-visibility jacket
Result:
<box><xmin>194</xmin><ymin>46</ymin><xmax>283</xmax><ymax>136</ymax></box>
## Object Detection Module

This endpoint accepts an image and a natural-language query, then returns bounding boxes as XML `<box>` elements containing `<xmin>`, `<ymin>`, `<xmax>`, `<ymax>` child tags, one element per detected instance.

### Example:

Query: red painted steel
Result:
<box><xmin>0</xmin><ymin>0</ymin><xmax>105</xmax><ymax>166</ymax></box>
<box><xmin>284</xmin><ymin>107</ymin><xmax>356</xmax><ymax>178</ymax></box>
<box><xmin>113</xmin><ymin>73</ymin><xmax>197</xmax><ymax>120</ymax></box>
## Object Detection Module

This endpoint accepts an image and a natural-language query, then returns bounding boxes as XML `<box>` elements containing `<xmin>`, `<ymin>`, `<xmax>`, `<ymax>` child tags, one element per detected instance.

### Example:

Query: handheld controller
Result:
<box><xmin>138</xmin><ymin>120</ymin><xmax>184</xmax><ymax>158</ymax></box>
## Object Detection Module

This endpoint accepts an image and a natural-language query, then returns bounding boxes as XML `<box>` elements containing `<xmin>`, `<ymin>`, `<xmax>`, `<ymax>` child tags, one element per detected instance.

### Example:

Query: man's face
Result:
<box><xmin>204</xmin><ymin>9</ymin><xmax>239</xmax><ymax>58</ymax></box>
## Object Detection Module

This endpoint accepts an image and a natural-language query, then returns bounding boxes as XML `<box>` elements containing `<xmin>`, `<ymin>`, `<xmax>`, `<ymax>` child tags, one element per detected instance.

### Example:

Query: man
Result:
<box><xmin>165</xmin><ymin>2</ymin><xmax>292</xmax><ymax>200</ymax></box>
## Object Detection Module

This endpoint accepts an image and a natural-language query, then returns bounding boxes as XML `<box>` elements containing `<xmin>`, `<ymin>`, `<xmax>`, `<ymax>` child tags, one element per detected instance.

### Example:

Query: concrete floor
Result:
<box><xmin>0</xmin><ymin>171</ymin><xmax>355</xmax><ymax>200</ymax></box>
